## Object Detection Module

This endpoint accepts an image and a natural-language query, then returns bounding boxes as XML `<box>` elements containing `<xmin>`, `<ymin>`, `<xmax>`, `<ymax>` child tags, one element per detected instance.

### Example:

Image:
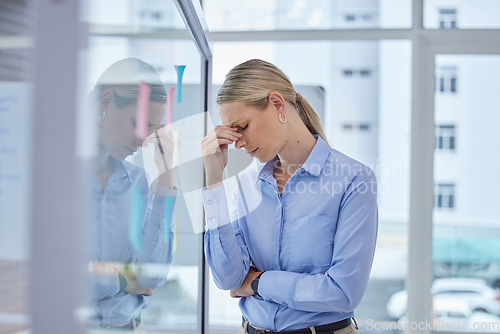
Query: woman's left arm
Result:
<box><xmin>257</xmin><ymin>171</ymin><xmax>378</xmax><ymax>313</ymax></box>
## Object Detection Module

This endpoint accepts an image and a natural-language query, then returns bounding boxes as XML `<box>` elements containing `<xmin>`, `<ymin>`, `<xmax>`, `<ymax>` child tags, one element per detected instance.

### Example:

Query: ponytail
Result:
<box><xmin>294</xmin><ymin>92</ymin><xmax>328</xmax><ymax>144</ymax></box>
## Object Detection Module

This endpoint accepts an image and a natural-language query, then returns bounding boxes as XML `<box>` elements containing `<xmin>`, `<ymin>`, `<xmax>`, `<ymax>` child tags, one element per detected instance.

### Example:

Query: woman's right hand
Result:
<box><xmin>201</xmin><ymin>125</ymin><xmax>242</xmax><ymax>189</ymax></box>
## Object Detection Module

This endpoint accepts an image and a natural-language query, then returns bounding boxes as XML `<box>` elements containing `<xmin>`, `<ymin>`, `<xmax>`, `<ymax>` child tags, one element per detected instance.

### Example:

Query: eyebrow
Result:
<box><xmin>227</xmin><ymin>119</ymin><xmax>245</xmax><ymax>127</ymax></box>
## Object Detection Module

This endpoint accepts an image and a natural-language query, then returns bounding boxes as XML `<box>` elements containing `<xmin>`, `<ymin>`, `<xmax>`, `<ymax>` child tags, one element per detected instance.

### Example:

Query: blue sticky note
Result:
<box><xmin>174</xmin><ymin>65</ymin><xmax>186</xmax><ymax>104</ymax></box>
<box><xmin>129</xmin><ymin>185</ymin><xmax>144</xmax><ymax>252</ymax></box>
<box><xmin>164</xmin><ymin>196</ymin><xmax>175</xmax><ymax>243</ymax></box>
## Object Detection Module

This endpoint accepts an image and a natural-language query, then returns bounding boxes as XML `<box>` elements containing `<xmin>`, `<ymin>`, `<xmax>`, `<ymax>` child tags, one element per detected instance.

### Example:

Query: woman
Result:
<box><xmin>87</xmin><ymin>58</ymin><xmax>177</xmax><ymax>332</ymax></box>
<box><xmin>201</xmin><ymin>59</ymin><xmax>378</xmax><ymax>334</ymax></box>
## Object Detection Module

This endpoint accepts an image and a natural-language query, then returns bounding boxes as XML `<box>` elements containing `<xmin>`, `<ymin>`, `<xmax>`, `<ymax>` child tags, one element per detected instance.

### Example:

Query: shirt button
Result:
<box><xmin>210</xmin><ymin>217</ymin><xmax>217</xmax><ymax>223</ymax></box>
<box><xmin>207</xmin><ymin>200</ymin><xmax>214</xmax><ymax>205</ymax></box>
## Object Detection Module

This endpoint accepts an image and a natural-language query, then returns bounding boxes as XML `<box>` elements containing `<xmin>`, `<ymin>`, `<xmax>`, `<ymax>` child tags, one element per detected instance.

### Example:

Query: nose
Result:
<box><xmin>234</xmin><ymin>136</ymin><xmax>245</xmax><ymax>149</ymax></box>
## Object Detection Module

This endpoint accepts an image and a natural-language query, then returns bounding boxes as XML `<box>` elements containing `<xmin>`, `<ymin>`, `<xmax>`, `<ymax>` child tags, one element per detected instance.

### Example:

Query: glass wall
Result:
<box><xmin>432</xmin><ymin>54</ymin><xmax>500</xmax><ymax>333</ymax></box>
<box><xmin>0</xmin><ymin>0</ymin><xmax>32</xmax><ymax>332</ymax></box>
<box><xmin>82</xmin><ymin>0</ymin><xmax>207</xmax><ymax>333</ymax></box>
<box><xmin>208</xmin><ymin>40</ymin><xmax>411</xmax><ymax>333</ymax></box>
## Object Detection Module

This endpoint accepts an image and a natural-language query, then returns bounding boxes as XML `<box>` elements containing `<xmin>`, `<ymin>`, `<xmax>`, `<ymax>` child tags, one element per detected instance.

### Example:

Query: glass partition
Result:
<box><xmin>82</xmin><ymin>1</ymin><xmax>208</xmax><ymax>332</ymax></box>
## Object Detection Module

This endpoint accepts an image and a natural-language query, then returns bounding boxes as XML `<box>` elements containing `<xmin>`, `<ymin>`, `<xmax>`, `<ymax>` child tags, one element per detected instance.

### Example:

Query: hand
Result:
<box><xmin>122</xmin><ymin>271</ymin><xmax>153</xmax><ymax>296</ymax></box>
<box><xmin>143</xmin><ymin>125</ymin><xmax>178</xmax><ymax>189</ymax></box>
<box><xmin>230</xmin><ymin>267</ymin><xmax>262</xmax><ymax>298</ymax></box>
<box><xmin>200</xmin><ymin>125</ymin><xmax>242</xmax><ymax>188</ymax></box>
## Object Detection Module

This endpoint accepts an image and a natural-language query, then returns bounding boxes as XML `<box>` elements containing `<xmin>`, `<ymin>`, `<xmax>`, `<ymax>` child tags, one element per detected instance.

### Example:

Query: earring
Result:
<box><xmin>279</xmin><ymin>113</ymin><xmax>287</xmax><ymax>124</ymax></box>
<box><xmin>100</xmin><ymin>111</ymin><xmax>106</xmax><ymax>121</ymax></box>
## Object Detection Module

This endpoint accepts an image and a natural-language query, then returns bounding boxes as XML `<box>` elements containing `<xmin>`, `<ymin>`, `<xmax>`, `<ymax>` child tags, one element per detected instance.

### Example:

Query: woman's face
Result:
<box><xmin>99</xmin><ymin>91</ymin><xmax>165</xmax><ymax>161</ymax></box>
<box><xmin>219</xmin><ymin>99</ymin><xmax>285</xmax><ymax>163</ymax></box>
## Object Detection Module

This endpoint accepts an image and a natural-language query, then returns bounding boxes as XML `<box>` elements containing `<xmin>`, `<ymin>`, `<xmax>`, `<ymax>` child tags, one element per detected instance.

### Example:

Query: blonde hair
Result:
<box><xmin>94</xmin><ymin>58</ymin><xmax>166</xmax><ymax>107</ymax></box>
<box><xmin>217</xmin><ymin>59</ymin><xmax>327</xmax><ymax>143</ymax></box>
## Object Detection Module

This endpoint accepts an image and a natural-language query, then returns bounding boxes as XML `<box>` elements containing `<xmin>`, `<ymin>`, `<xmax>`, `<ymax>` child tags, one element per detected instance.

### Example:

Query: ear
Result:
<box><xmin>268</xmin><ymin>92</ymin><xmax>285</xmax><ymax>113</ymax></box>
<box><xmin>99</xmin><ymin>89</ymin><xmax>115</xmax><ymax>112</ymax></box>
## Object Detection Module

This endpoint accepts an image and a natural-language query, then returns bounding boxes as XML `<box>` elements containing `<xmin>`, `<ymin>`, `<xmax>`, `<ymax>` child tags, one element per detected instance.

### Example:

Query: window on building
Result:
<box><xmin>439</xmin><ymin>9</ymin><xmax>457</xmax><ymax>29</ymax></box>
<box><xmin>359</xmin><ymin>123</ymin><xmax>370</xmax><ymax>131</ymax></box>
<box><xmin>361</xmin><ymin>14</ymin><xmax>373</xmax><ymax>22</ymax></box>
<box><xmin>344</xmin><ymin>14</ymin><xmax>356</xmax><ymax>22</ymax></box>
<box><xmin>436</xmin><ymin>66</ymin><xmax>457</xmax><ymax>93</ymax></box>
<box><xmin>360</xmin><ymin>69</ymin><xmax>371</xmax><ymax>77</ymax></box>
<box><xmin>434</xmin><ymin>183</ymin><xmax>455</xmax><ymax>209</ymax></box>
<box><xmin>343</xmin><ymin>123</ymin><xmax>353</xmax><ymax>130</ymax></box>
<box><xmin>342</xmin><ymin>69</ymin><xmax>354</xmax><ymax>77</ymax></box>
<box><xmin>342</xmin><ymin>123</ymin><xmax>370</xmax><ymax>131</ymax></box>
<box><xmin>342</xmin><ymin>69</ymin><xmax>372</xmax><ymax>78</ymax></box>
<box><xmin>435</xmin><ymin>124</ymin><xmax>456</xmax><ymax>151</ymax></box>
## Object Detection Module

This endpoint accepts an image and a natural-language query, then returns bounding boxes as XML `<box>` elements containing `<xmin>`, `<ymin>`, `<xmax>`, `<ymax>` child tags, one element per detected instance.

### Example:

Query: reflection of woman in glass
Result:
<box><xmin>87</xmin><ymin>58</ymin><xmax>177</xmax><ymax>332</ymax></box>
<box><xmin>201</xmin><ymin>59</ymin><xmax>378</xmax><ymax>334</ymax></box>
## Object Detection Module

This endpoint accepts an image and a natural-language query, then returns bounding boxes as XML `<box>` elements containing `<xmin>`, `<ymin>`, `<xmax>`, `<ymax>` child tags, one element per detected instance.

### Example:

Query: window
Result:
<box><xmin>434</xmin><ymin>183</ymin><xmax>455</xmax><ymax>209</ymax></box>
<box><xmin>360</xmin><ymin>69</ymin><xmax>371</xmax><ymax>77</ymax></box>
<box><xmin>342</xmin><ymin>69</ymin><xmax>354</xmax><ymax>77</ymax></box>
<box><xmin>344</xmin><ymin>14</ymin><xmax>356</xmax><ymax>22</ymax></box>
<box><xmin>359</xmin><ymin>123</ymin><xmax>370</xmax><ymax>131</ymax></box>
<box><xmin>342</xmin><ymin>123</ymin><xmax>370</xmax><ymax>131</ymax></box>
<box><xmin>439</xmin><ymin>9</ymin><xmax>457</xmax><ymax>29</ymax></box>
<box><xmin>436</xmin><ymin>66</ymin><xmax>457</xmax><ymax>93</ymax></box>
<box><xmin>342</xmin><ymin>68</ymin><xmax>372</xmax><ymax>78</ymax></box>
<box><xmin>435</xmin><ymin>125</ymin><xmax>456</xmax><ymax>151</ymax></box>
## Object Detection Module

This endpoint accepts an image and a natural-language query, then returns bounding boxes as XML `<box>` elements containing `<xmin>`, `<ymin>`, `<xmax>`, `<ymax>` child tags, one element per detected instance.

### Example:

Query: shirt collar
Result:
<box><xmin>257</xmin><ymin>134</ymin><xmax>331</xmax><ymax>182</ymax></box>
<box><xmin>110</xmin><ymin>157</ymin><xmax>133</xmax><ymax>183</ymax></box>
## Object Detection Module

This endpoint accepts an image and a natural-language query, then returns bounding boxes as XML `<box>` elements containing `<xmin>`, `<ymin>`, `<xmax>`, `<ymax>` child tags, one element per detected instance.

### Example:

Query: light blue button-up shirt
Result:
<box><xmin>203</xmin><ymin>135</ymin><xmax>378</xmax><ymax>331</ymax></box>
<box><xmin>88</xmin><ymin>157</ymin><xmax>177</xmax><ymax>327</ymax></box>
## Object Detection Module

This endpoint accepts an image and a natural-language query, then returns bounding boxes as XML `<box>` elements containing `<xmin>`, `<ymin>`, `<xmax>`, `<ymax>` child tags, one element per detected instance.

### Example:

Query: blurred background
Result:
<box><xmin>1</xmin><ymin>0</ymin><xmax>499</xmax><ymax>333</ymax></box>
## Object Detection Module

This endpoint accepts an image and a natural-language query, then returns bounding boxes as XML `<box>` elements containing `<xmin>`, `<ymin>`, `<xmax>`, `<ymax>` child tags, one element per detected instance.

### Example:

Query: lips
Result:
<box><xmin>248</xmin><ymin>148</ymin><xmax>258</xmax><ymax>156</ymax></box>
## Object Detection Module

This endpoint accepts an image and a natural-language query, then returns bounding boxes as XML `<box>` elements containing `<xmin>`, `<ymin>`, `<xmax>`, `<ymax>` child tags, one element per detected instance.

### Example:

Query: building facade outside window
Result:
<box><xmin>436</xmin><ymin>66</ymin><xmax>457</xmax><ymax>93</ymax></box>
<box><xmin>434</xmin><ymin>183</ymin><xmax>456</xmax><ymax>209</ymax></box>
<box><xmin>435</xmin><ymin>124</ymin><xmax>456</xmax><ymax>151</ymax></box>
<box><xmin>439</xmin><ymin>8</ymin><xmax>457</xmax><ymax>29</ymax></box>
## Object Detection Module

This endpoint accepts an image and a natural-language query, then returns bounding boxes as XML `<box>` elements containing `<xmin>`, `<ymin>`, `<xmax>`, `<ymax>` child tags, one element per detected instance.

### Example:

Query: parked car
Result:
<box><xmin>398</xmin><ymin>300</ymin><xmax>500</xmax><ymax>332</ymax></box>
<box><xmin>387</xmin><ymin>278</ymin><xmax>500</xmax><ymax>319</ymax></box>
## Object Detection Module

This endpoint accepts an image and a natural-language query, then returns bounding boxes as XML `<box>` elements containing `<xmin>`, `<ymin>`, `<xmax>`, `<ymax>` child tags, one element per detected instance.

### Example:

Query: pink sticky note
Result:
<box><xmin>135</xmin><ymin>82</ymin><xmax>151</xmax><ymax>140</ymax></box>
<box><xmin>166</xmin><ymin>87</ymin><xmax>175</xmax><ymax>125</ymax></box>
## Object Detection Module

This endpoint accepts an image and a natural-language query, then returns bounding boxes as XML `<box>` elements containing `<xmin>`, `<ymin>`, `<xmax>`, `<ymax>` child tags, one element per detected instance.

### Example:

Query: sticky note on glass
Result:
<box><xmin>135</xmin><ymin>82</ymin><xmax>151</xmax><ymax>140</ymax></box>
<box><xmin>165</xmin><ymin>87</ymin><xmax>176</xmax><ymax>125</ymax></box>
<box><xmin>129</xmin><ymin>185</ymin><xmax>144</xmax><ymax>252</ymax></box>
<box><xmin>174</xmin><ymin>65</ymin><xmax>186</xmax><ymax>104</ymax></box>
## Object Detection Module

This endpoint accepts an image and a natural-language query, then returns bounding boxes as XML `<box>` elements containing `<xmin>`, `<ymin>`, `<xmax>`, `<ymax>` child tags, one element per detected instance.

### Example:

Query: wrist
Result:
<box><xmin>250</xmin><ymin>271</ymin><xmax>264</xmax><ymax>296</ymax></box>
<box><xmin>118</xmin><ymin>273</ymin><xmax>128</xmax><ymax>292</ymax></box>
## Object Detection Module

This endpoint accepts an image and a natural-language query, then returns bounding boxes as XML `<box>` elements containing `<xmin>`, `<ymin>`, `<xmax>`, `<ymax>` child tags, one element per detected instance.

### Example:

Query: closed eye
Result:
<box><xmin>241</xmin><ymin>124</ymin><xmax>248</xmax><ymax>130</ymax></box>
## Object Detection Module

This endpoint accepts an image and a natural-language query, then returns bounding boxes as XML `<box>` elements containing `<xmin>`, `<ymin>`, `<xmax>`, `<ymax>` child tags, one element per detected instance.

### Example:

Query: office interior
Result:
<box><xmin>1</xmin><ymin>0</ymin><xmax>500</xmax><ymax>333</ymax></box>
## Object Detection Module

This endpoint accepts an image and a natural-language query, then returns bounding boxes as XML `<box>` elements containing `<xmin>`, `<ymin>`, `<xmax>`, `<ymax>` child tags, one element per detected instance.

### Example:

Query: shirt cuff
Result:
<box><xmin>258</xmin><ymin>270</ymin><xmax>299</xmax><ymax>309</ymax></box>
<box><xmin>202</xmin><ymin>184</ymin><xmax>231</xmax><ymax>230</ymax></box>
